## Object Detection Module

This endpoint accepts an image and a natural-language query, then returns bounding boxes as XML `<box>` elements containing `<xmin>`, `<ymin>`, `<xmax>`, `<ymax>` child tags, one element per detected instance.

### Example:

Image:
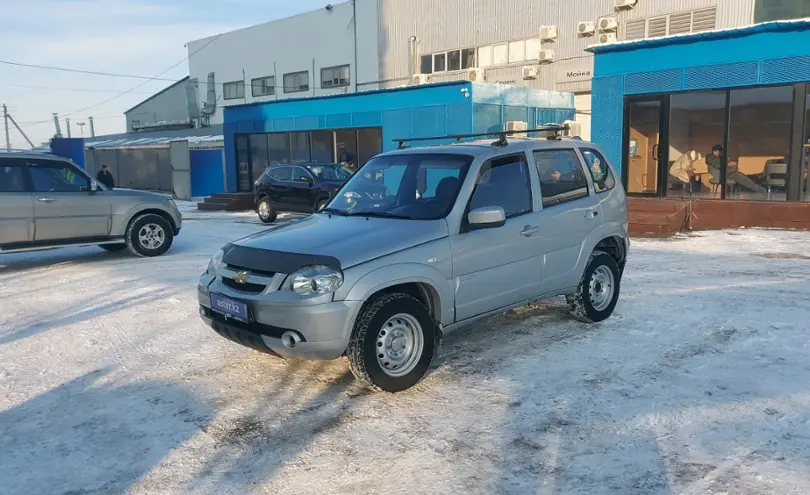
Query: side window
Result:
<box><xmin>469</xmin><ymin>153</ymin><xmax>532</xmax><ymax>218</ymax></box>
<box><xmin>291</xmin><ymin>167</ymin><xmax>312</xmax><ymax>182</ymax></box>
<box><xmin>28</xmin><ymin>160</ymin><xmax>89</xmax><ymax>193</ymax></box>
<box><xmin>0</xmin><ymin>160</ymin><xmax>27</xmax><ymax>193</ymax></box>
<box><xmin>533</xmin><ymin>149</ymin><xmax>589</xmax><ymax>207</ymax></box>
<box><xmin>268</xmin><ymin>167</ymin><xmax>291</xmax><ymax>181</ymax></box>
<box><xmin>580</xmin><ymin>148</ymin><xmax>616</xmax><ymax>193</ymax></box>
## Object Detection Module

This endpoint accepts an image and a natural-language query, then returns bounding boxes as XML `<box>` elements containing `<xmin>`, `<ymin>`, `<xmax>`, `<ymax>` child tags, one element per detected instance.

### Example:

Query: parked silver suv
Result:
<box><xmin>200</xmin><ymin>129</ymin><xmax>628</xmax><ymax>392</ymax></box>
<box><xmin>0</xmin><ymin>151</ymin><xmax>181</xmax><ymax>257</ymax></box>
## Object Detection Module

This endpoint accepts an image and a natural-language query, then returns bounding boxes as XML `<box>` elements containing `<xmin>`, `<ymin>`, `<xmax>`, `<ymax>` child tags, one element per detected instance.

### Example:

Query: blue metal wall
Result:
<box><xmin>190</xmin><ymin>150</ymin><xmax>225</xmax><ymax>198</ymax></box>
<box><xmin>590</xmin><ymin>21</ymin><xmax>810</xmax><ymax>174</ymax></box>
<box><xmin>222</xmin><ymin>81</ymin><xmax>575</xmax><ymax>192</ymax></box>
<box><xmin>50</xmin><ymin>137</ymin><xmax>87</xmax><ymax>169</ymax></box>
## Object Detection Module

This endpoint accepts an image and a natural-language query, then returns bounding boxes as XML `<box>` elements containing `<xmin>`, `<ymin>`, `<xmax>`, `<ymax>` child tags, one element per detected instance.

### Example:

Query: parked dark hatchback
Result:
<box><xmin>254</xmin><ymin>163</ymin><xmax>352</xmax><ymax>223</ymax></box>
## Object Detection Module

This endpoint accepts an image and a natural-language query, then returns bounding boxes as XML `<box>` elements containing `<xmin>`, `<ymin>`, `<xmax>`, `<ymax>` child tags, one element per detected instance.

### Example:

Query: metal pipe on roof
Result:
<box><xmin>65</xmin><ymin>117</ymin><xmax>71</xmax><ymax>138</ymax></box>
<box><xmin>53</xmin><ymin>113</ymin><xmax>62</xmax><ymax>137</ymax></box>
<box><xmin>88</xmin><ymin>117</ymin><xmax>95</xmax><ymax>137</ymax></box>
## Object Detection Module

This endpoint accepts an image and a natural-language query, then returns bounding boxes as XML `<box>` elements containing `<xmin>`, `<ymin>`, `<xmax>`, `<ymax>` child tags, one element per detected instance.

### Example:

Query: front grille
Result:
<box><xmin>222</xmin><ymin>276</ymin><xmax>266</xmax><ymax>294</ymax></box>
<box><xmin>225</xmin><ymin>264</ymin><xmax>276</xmax><ymax>278</ymax></box>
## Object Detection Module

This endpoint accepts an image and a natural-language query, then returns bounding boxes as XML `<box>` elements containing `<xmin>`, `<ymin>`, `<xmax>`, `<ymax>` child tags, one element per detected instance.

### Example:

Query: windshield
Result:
<box><xmin>323</xmin><ymin>153</ymin><xmax>473</xmax><ymax>220</ymax></box>
<box><xmin>307</xmin><ymin>164</ymin><xmax>352</xmax><ymax>181</ymax></box>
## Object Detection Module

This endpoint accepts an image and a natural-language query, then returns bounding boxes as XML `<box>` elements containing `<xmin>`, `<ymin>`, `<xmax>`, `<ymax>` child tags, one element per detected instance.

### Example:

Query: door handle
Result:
<box><xmin>652</xmin><ymin>144</ymin><xmax>660</xmax><ymax>161</ymax></box>
<box><xmin>521</xmin><ymin>226</ymin><xmax>541</xmax><ymax>237</ymax></box>
<box><xmin>37</xmin><ymin>197</ymin><xmax>57</xmax><ymax>203</ymax></box>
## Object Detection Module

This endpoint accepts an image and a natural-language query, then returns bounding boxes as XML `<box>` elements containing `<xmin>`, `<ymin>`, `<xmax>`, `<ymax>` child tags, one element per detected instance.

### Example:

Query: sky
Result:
<box><xmin>0</xmin><ymin>0</ymin><xmax>328</xmax><ymax>147</ymax></box>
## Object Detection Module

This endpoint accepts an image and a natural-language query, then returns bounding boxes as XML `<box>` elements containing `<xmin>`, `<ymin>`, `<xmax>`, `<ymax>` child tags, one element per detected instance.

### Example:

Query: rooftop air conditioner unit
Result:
<box><xmin>578</xmin><ymin>21</ymin><xmax>596</xmax><ymax>36</ymax></box>
<box><xmin>598</xmin><ymin>17</ymin><xmax>619</xmax><ymax>32</ymax></box>
<box><xmin>540</xmin><ymin>25</ymin><xmax>558</xmax><ymax>42</ymax></box>
<box><xmin>598</xmin><ymin>32</ymin><xmax>618</xmax><ymax>44</ymax></box>
<box><xmin>412</xmin><ymin>74</ymin><xmax>430</xmax><ymax>85</ymax></box>
<box><xmin>522</xmin><ymin>66</ymin><xmax>539</xmax><ymax>80</ymax></box>
<box><xmin>465</xmin><ymin>68</ymin><xmax>486</xmax><ymax>82</ymax></box>
<box><xmin>506</xmin><ymin>121</ymin><xmax>529</xmax><ymax>132</ymax></box>
<box><xmin>563</xmin><ymin>120</ymin><xmax>582</xmax><ymax>138</ymax></box>
<box><xmin>615</xmin><ymin>0</ymin><xmax>638</xmax><ymax>9</ymax></box>
<box><xmin>538</xmin><ymin>49</ymin><xmax>555</xmax><ymax>64</ymax></box>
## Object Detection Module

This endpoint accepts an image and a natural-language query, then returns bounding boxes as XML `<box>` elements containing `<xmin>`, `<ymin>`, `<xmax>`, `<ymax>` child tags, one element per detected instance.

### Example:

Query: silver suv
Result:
<box><xmin>200</xmin><ymin>130</ymin><xmax>628</xmax><ymax>392</ymax></box>
<box><xmin>0</xmin><ymin>151</ymin><xmax>182</xmax><ymax>257</ymax></box>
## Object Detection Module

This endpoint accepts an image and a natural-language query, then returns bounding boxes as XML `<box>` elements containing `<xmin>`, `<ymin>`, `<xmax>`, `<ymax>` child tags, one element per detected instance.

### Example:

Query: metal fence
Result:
<box><xmin>85</xmin><ymin>147</ymin><xmax>173</xmax><ymax>192</ymax></box>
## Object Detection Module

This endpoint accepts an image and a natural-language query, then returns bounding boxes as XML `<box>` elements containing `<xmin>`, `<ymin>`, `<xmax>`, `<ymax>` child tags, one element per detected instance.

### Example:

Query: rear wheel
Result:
<box><xmin>126</xmin><ymin>214</ymin><xmax>174</xmax><ymax>257</ymax></box>
<box><xmin>566</xmin><ymin>251</ymin><xmax>621</xmax><ymax>323</ymax></box>
<box><xmin>257</xmin><ymin>197</ymin><xmax>277</xmax><ymax>223</ymax></box>
<box><xmin>347</xmin><ymin>293</ymin><xmax>436</xmax><ymax>393</ymax></box>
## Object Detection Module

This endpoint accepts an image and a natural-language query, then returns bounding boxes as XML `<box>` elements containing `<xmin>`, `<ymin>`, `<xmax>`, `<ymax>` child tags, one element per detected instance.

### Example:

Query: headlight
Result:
<box><xmin>289</xmin><ymin>265</ymin><xmax>343</xmax><ymax>295</ymax></box>
<box><xmin>207</xmin><ymin>249</ymin><xmax>224</xmax><ymax>276</ymax></box>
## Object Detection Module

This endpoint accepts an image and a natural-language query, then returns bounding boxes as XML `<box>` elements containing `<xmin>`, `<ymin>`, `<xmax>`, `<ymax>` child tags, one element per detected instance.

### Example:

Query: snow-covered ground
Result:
<box><xmin>2</xmin><ymin>211</ymin><xmax>810</xmax><ymax>495</ymax></box>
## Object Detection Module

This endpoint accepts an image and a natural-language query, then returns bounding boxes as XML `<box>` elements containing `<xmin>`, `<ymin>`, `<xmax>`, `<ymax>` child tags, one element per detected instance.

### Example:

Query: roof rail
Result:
<box><xmin>393</xmin><ymin>124</ymin><xmax>570</xmax><ymax>149</ymax></box>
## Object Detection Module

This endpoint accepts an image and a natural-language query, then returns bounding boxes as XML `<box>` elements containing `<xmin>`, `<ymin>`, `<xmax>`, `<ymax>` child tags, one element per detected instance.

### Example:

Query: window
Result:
<box><xmin>478</xmin><ymin>46</ymin><xmax>493</xmax><ymax>68</ymax></box>
<box><xmin>249</xmin><ymin>134</ymin><xmax>270</xmax><ymax>183</ymax></box>
<box><xmin>289</xmin><ymin>132</ymin><xmax>310</xmax><ymax>162</ymax></box>
<box><xmin>727</xmin><ymin>86</ymin><xmax>793</xmax><ymax>201</ymax></box>
<box><xmin>580</xmin><ymin>149</ymin><xmax>616</xmax><ymax>193</ymax></box>
<box><xmin>291</xmin><ymin>167</ymin><xmax>313</xmax><ymax>182</ymax></box>
<box><xmin>493</xmin><ymin>44</ymin><xmax>508</xmax><ymax>66</ymax></box>
<box><xmin>755</xmin><ymin>0</ymin><xmax>810</xmax><ymax>23</ymax></box>
<box><xmin>336</xmin><ymin>130</ymin><xmax>359</xmax><ymax>169</ymax></box>
<box><xmin>804</xmin><ymin>84</ymin><xmax>810</xmax><ymax>201</ymax></box>
<box><xmin>308</xmin><ymin>164</ymin><xmax>351</xmax><ymax>181</ymax></box>
<box><xmin>419</xmin><ymin>167</ymin><xmax>463</xmax><ymax>199</ymax></box>
<box><xmin>251</xmin><ymin>76</ymin><xmax>275</xmax><ymax>97</ymax></box>
<box><xmin>420</xmin><ymin>55</ymin><xmax>433</xmax><ymax>74</ymax></box>
<box><xmin>223</xmin><ymin>81</ymin><xmax>245</xmax><ymax>100</ymax></box>
<box><xmin>508</xmin><ymin>40</ymin><xmax>525</xmax><ymax>63</ymax></box>
<box><xmin>321</xmin><ymin>65</ymin><xmax>350</xmax><ymax>89</ymax></box>
<box><xmin>470</xmin><ymin>154</ymin><xmax>533</xmax><ymax>218</ymax></box>
<box><xmin>447</xmin><ymin>50</ymin><xmax>461</xmax><ymax>71</ymax></box>
<box><xmin>28</xmin><ymin>160</ymin><xmax>90</xmax><ymax>193</ymax></box>
<box><xmin>310</xmin><ymin>130</ymin><xmax>334</xmax><ymax>162</ymax></box>
<box><xmin>525</xmin><ymin>38</ymin><xmax>541</xmax><ymax>61</ymax></box>
<box><xmin>357</xmin><ymin>127</ymin><xmax>382</xmax><ymax>166</ymax></box>
<box><xmin>268</xmin><ymin>133</ymin><xmax>289</xmax><ymax>165</ymax></box>
<box><xmin>283</xmin><ymin>71</ymin><xmax>309</xmax><ymax>93</ymax></box>
<box><xmin>534</xmin><ymin>149</ymin><xmax>589</xmax><ymax>207</ymax></box>
<box><xmin>461</xmin><ymin>48</ymin><xmax>476</xmax><ymax>69</ymax></box>
<box><xmin>0</xmin><ymin>161</ymin><xmax>26</xmax><ymax>192</ymax></box>
<box><xmin>433</xmin><ymin>53</ymin><xmax>446</xmax><ymax>72</ymax></box>
<box><xmin>326</xmin><ymin>153</ymin><xmax>474</xmax><ymax>220</ymax></box>
<box><xmin>269</xmin><ymin>166</ymin><xmax>292</xmax><ymax>181</ymax></box>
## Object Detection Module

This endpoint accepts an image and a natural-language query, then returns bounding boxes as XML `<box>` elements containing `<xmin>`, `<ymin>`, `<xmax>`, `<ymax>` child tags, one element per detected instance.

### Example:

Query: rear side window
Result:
<box><xmin>533</xmin><ymin>149</ymin><xmax>589</xmax><ymax>208</ymax></box>
<box><xmin>268</xmin><ymin>167</ymin><xmax>291</xmax><ymax>181</ymax></box>
<box><xmin>27</xmin><ymin>160</ymin><xmax>90</xmax><ymax>193</ymax></box>
<box><xmin>0</xmin><ymin>160</ymin><xmax>27</xmax><ymax>193</ymax></box>
<box><xmin>469</xmin><ymin>153</ymin><xmax>532</xmax><ymax>218</ymax></box>
<box><xmin>580</xmin><ymin>148</ymin><xmax>616</xmax><ymax>193</ymax></box>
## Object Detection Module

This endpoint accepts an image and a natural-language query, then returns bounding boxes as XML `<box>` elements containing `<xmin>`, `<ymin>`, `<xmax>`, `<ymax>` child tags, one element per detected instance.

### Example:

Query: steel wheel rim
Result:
<box><xmin>589</xmin><ymin>265</ymin><xmax>615</xmax><ymax>312</ymax></box>
<box><xmin>259</xmin><ymin>201</ymin><xmax>271</xmax><ymax>219</ymax></box>
<box><xmin>138</xmin><ymin>223</ymin><xmax>165</xmax><ymax>250</ymax></box>
<box><xmin>376</xmin><ymin>313</ymin><xmax>423</xmax><ymax>378</ymax></box>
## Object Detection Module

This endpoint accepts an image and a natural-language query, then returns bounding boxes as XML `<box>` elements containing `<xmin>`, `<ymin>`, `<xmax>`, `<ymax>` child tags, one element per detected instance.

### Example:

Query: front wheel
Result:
<box><xmin>257</xmin><ymin>197</ymin><xmax>277</xmax><ymax>223</ymax></box>
<box><xmin>566</xmin><ymin>251</ymin><xmax>621</xmax><ymax>323</ymax></box>
<box><xmin>314</xmin><ymin>198</ymin><xmax>328</xmax><ymax>213</ymax></box>
<box><xmin>347</xmin><ymin>293</ymin><xmax>436</xmax><ymax>393</ymax></box>
<box><xmin>126</xmin><ymin>214</ymin><xmax>174</xmax><ymax>257</ymax></box>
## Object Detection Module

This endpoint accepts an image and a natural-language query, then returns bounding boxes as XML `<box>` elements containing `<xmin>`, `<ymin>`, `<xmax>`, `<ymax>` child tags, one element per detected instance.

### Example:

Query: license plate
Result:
<box><xmin>210</xmin><ymin>293</ymin><xmax>249</xmax><ymax>322</ymax></box>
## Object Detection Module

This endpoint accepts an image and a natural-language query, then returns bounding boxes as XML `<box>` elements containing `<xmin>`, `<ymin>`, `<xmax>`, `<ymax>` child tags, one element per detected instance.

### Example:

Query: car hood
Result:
<box><xmin>229</xmin><ymin>214</ymin><xmax>449</xmax><ymax>270</ymax></box>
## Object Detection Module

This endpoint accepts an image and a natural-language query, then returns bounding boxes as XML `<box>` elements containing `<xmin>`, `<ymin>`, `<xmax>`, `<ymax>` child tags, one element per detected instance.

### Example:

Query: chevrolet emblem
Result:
<box><xmin>233</xmin><ymin>271</ymin><xmax>250</xmax><ymax>284</ymax></box>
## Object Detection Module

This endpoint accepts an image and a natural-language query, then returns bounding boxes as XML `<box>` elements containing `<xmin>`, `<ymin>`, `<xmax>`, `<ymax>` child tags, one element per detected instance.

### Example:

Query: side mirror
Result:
<box><xmin>467</xmin><ymin>206</ymin><xmax>506</xmax><ymax>231</ymax></box>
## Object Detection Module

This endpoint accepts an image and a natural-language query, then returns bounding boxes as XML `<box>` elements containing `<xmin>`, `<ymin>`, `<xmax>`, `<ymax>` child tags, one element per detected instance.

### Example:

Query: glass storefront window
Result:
<box><xmin>804</xmin><ymin>84</ymin><xmax>810</xmax><ymax>201</ymax></box>
<box><xmin>335</xmin><ymin>130</ymin><xmax>358</xmax><ymax>170</ymax></box>
<box><xmin>358</xmin><ymin>128</ymin><xmax>383</xmax><ymax>167</ymax></box>
<box><xmin>267</xmin><ymin>134</ymin><xmax>289</xmax><ymax>165</ymax></box>
<box><xmin>727</xmin><ymin>86</ymin><xmax>793</xmax><ymax>201</ymax></box>
<box><xmin>310</xmin><ymin>131</ymin><xmax>334</xmax><ymax>163</ymax></box>
<box><xmin>249</xmin><ymin>134</ymin><xmax>269</xmax><ymax>183</ymax></box>
<box><xmin>668</xmin><ymin>91</ymin><xmax>727</xmax><ymax>198</ymax></box>
<box><xmin>289</xmin><ymin>132</ymin><xmax>310</xmax><ymax>163</ymax></box>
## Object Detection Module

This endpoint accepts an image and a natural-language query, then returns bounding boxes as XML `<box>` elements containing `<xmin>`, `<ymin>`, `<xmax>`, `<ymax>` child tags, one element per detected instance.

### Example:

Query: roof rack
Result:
<box><xmin>393</xmin><ymin>124</ymin><xmax>570</xmax><ymax>149</ymax></box>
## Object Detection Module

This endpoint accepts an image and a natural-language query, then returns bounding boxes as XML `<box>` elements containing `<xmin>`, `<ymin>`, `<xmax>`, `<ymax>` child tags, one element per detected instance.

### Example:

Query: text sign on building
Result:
<box><xmin>557</xmin><ymin>68</ymin><xmax>592</xmax><ymax>83</ymax></box>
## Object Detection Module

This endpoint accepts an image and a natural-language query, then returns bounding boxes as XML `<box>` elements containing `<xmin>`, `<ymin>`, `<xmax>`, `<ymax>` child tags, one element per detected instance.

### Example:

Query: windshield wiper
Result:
<box><xmin>347</xmin><ymin>211</ymin><xmax>411</xmax><ymax>220</ymax></box>
<box><xmin>320</xmin><ymin>208</ymin><xmax>349</xmax><ymax>216</ymax></box>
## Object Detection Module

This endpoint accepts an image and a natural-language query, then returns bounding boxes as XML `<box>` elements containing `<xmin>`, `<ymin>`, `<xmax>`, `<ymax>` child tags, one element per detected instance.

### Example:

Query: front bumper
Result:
<box><xmin>198</xmin><ymin>276</ymin><xmax>361</xmax><ymax>360</ymax></box>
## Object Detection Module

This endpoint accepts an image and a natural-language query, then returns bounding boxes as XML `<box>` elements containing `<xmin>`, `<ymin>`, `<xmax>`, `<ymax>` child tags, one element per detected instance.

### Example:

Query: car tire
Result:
<box><xmin>99</xmin><ymin>244</ymin><xmax>127</xmax><ymax>252</ymax></box>
<box><xmin>257</xmin><ymin>197</ymin><xmax>277</xmax><ymax>223</ymax></box>
<box><xmin>566</xmin><ymin>250</ymin><xmax>621</xmax><ymax>323</ymax></box>
<box><xmin>347</xmin><ymin>293</ymin><xmax>436</xmax><ymax>393</ymax></box>
<box><xmin>125</xmin><ymin>213</ymin><xmax>174</xmax><ymax>258</ymax></box>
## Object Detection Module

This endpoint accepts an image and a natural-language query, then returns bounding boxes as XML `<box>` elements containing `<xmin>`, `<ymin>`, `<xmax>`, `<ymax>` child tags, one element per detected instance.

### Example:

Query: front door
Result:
<box><xmin>27</xmin><ymin>159</ymin><xmax>111</xmax><ymax>241</ymax></box>
<box><xmin>624</xmin><ymin>96</ymin><xmax>668</xmax><ymax>196</ymax></box>
<box><xmin>0</xmin><ymin>159</ymin><xmax>34</xmax><ymax>246</ymax></box>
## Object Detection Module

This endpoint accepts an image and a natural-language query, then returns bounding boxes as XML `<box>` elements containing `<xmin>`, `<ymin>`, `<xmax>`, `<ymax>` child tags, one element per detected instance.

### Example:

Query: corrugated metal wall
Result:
<box><xmin>85</xmin><ymin>148</ymin><xmax>173</xmax><ymax>192</ymax></box>
<box><xmin>376</xmin><ymin>0</ymin><xmax>754</xmax><ymax>92</ymax></box>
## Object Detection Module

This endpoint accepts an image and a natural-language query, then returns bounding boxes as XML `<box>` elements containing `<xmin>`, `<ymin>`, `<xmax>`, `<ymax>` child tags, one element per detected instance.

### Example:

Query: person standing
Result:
<box><xmin>96</xmin><ymin>165</ymin><xmax>115</xmax><ymax>189</ymax></box>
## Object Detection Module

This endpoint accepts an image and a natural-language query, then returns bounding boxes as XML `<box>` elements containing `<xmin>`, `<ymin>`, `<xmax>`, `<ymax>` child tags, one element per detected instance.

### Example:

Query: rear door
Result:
<box><xmin>0</xmin><ymin>158</ymin><xmax>35</xmax><ymax>246</ymax></box>
<box><xmin>289</xmin><ymin>166</ymin><xmax>318</xmax><ymax>211</ymax></box>
<box><xmin>27</xmin><ymin>158</ymin><xmax>111</xmax><ymax>241</ymax></box>
<box><xmin>451</xmin><ymin>153</ymin><xmax>543</xmax><ymax>321</ymax></box>
<box><xmin>266</xmin><ymin>166</ymin><xmax>293</xmax><ymax>209</ymax></box>
<box><xmin>579</xmin><ymin>147</ymin><xmax>624</xmax><ymax>226</ymax></box>
<box><xmin>530</xmin><ymin>148</ymin><xmax>602</xmax><ymax>294</ymax></box>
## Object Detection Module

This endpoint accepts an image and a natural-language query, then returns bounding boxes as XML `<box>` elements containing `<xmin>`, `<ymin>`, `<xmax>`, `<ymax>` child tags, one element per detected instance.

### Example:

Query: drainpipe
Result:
<box><xmin>352</xmin><ymin>0</ymin><xmax>359</xmax><ymax>93</ymax></box>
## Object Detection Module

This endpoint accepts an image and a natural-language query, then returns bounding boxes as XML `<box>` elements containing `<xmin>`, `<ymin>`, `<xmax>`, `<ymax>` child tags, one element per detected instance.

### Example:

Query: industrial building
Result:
<box><xmin>186</xmin><ymin>0</ymin><xmax>806</xmax><ymax>141</ymax></box>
